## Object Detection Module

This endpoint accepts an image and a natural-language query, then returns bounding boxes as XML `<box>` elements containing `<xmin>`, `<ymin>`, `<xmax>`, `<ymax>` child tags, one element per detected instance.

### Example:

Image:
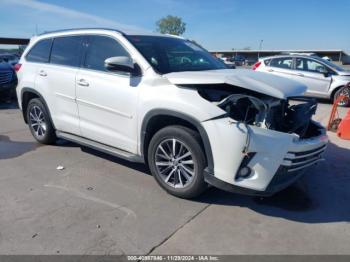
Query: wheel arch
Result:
<box><xmin>21</xmin><ymin>87</ymin><xmax>55</xmax><ymax>129</ymax></box>
<box><xmin>141</xmin><ymin>109</ymin><xmax>214</xmax><ymax>173</ymax></box>
<box><xmin>330</xmin><ymin>85</ymin><xmax>345</xmax><ymax>101</ymax></box>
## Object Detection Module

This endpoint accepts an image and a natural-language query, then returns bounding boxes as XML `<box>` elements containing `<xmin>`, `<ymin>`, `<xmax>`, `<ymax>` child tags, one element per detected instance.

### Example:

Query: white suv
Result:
<box><xmin>16</xmin><ymin>28</ymin><xmax>328</xmax><ymax>198</ymax></box>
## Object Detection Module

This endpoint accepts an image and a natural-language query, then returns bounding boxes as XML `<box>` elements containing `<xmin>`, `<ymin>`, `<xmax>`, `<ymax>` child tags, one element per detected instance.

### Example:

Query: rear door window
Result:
<box><xmin>50</xmin><ymin>36</ymin><xmax>84</xmax><ymax>67</ymax></box>
<box><xmin>84</xmin><ymin>35</ymin><xmax>130</xmax><ymax>72</ymax></box>
<box><xmin>270</xmin><ymin>57</ymin><xmax>293</xmax><ymax>69</ymax></box>
<box><xmin>26</xmin><ymin>38</ymin><xmax>52</xmax><ymax>63</ymax></box>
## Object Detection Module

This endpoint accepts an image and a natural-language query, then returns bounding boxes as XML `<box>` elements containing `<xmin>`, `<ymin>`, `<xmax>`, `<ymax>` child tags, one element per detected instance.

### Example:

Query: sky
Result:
<box><xmin>0</xmin><ymin>0</ymin><xmax>349</xmax><ymax>52</ymax></box>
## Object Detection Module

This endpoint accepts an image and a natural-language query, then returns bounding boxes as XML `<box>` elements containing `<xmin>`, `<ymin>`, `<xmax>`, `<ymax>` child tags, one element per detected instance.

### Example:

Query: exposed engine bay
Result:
<box><xmin>184</xmin><ymin>84</ymin><xmax>320</xmax><ymax>138</ymax></box>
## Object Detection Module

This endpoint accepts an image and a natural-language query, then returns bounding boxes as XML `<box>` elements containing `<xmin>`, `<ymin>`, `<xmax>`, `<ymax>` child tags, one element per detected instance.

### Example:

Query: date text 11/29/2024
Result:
<box><xmin>127</xmin><ymin>255</ymin><xmax>219</xmax><ymax>261</ymax></box>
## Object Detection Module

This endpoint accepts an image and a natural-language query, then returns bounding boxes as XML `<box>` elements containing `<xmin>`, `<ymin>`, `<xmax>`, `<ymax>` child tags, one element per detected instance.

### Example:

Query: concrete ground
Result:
<box><xmin>0</xmin><ymin>100</ymin><xmax>349</xmax><ymax>255</ymax></box>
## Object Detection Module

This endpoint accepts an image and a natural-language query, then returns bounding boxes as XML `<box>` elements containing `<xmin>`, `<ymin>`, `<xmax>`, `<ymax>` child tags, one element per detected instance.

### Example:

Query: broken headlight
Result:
<box><xmin>217</xmin><ymin>94</ymin><xmax>268</xmax><ymax>127</ymax></box>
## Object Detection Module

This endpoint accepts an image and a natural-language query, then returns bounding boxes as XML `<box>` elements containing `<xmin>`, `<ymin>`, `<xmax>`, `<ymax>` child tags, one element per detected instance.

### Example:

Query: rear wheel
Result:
<box><xmin>26</xmin><ymin>98</ymin><xmax>56</xmax><ymax>144</ymax></box>
<box><xmin>148</xmin><ymin>126</ymin><xmax>207</xmax><ymax>199</ymax></box>
<box><xmin>334</xmin><ymin>86</ymin><xmax>350</xmax><ymax>107</ymax></box>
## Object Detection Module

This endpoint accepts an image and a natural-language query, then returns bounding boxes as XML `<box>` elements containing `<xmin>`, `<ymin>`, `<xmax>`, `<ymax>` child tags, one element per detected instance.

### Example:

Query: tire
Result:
<box><xmin>26</xmin><ymin>98</ymin><xmax>56</xmax><ymax>144</ymax></box>
<box><xmin>334</xmin><ymin>86</ymin><xmax>350</xmax><ymax>107</ymax></box>
<box><xmin>148</xmin><ymin>125</ymin><xmax>207</xmax><ymax>199</ymax></box>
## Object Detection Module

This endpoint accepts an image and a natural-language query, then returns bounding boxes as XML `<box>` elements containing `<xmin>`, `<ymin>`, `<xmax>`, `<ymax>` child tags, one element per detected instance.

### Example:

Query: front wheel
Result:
<box><xmin>334</xmin><ymin>86</ymin><xmax>350</xmax><ymax>107</ymax></box>
<box><xmin>148</xmin><ymin>126</ymin><xmax>207</xmax><ymax>199</ymax></box>
<box><xmin>26</xmin><ymin>98</ymin><xmax>56</xmax><ymax>144</ymax></box>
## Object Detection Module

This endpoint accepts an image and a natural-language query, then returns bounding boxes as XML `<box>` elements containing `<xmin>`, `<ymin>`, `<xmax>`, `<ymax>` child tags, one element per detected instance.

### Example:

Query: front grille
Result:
<box><xmin>0</xmin><ymin>70</ymin><xmax>13</xmax><ymax>84</ymax></box>
<box><xmin>281</xmin><ymin>144</ymin><xmax>326</xmax><ymax>172</ymax></box>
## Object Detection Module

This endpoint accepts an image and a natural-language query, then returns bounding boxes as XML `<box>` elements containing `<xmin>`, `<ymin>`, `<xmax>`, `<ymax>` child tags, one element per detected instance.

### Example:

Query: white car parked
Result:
<box><xmin>253</xmin><ymin>54</ymin><xmax>350</xmax><ymax>106</ymax></box>
<box><xmin>16</xmin><ymin>28</ymin><xmax>328</xmax><ymax>198</ymax></box>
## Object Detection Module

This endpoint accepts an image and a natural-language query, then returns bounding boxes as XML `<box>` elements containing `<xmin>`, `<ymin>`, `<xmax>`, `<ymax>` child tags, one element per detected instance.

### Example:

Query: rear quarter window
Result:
<box><xmin>26</xmin><ymin>38</ymin><xmax>52</xmax><ymax>63</ymax></box>
<box><xmin>263</xmin><ymin>59</ymin><xmax>271</xmax><ymax>65</ymax></box>
<box><xmin>270</xmin><ymin>57</ymin><xmax>293</xmax><ymax>69</ymax></box>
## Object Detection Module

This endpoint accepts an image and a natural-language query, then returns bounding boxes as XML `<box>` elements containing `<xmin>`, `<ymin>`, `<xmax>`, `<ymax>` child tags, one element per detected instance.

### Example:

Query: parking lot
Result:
<box><xmin>0</xmin><ymin>100</ymin><xmax>350</xmax><ymax>255</ymax></box>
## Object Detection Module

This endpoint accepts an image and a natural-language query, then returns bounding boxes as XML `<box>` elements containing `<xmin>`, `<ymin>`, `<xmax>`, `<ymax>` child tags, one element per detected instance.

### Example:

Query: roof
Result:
<box><xmin>258</xmin><ymin>54</ymin><xmax>326</xmax><ymax>60</ymax></box>
<box><xmin>2</xmin><ymin>28</ymin><xmax>185</xmax><ymax>48</ymax></box>
<box><xmin>211</xmin><ymin>49</ymin><xmax>349</xmax><ymax>55</ymax></box>
<box><xmin>37</xmin><ymin>27</ymin><xmax>177</xmax><ymax>38</ymax></box>
<box><xmin>38</xmin><ymin>27</ymin><xmax>125</xmax><ymax>36</ymax></box>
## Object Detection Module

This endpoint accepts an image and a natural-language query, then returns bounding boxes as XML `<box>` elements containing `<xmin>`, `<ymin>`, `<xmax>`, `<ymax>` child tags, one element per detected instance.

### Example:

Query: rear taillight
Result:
<box><xmin>252</xmin><ymin>61</ymin><xmax>261</xmax><ymax>70</ymax></box>
<box><xmin>14</xmin><ymin>63</ymin><xmax>22</xmax><ymax>72</ymax></box>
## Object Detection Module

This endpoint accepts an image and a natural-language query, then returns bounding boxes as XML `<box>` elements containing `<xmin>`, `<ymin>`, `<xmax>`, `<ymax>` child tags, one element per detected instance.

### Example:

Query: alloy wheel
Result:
<box><xmin>155</xmin><ymin>138</ymin><xmax>195</xmax><ymax>188</ymax></box>
<box><xmin>29</xmin><ymin>105</ymin><xmax>47</xmax><ymax>138</ymax></box>
<box><xmin>338</xmin><ymin>88</ymin><xmax>350</xmax><ymax>106</ymax></box>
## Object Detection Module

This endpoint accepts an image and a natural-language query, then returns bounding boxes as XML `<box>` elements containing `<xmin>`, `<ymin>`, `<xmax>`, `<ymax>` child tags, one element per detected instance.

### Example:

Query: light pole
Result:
<box><xmin>258</xmin><ymin>39</ymin><xmax>264</xmax><ymax>59</ymax></box>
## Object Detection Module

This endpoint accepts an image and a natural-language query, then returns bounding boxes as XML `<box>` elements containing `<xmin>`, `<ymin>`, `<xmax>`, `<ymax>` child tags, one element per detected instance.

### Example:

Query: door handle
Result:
<box><xmin>267</xmin><ymin>69</ymin><xmax>274</xmax><ymax>72</ymax></box>
<box><xmin>296</xmin><ymin>73</ymin><xmax>304</xmax><ymax>77</ymax></box>
<box><xmin>77</xmin><ymin>79</ymin><xmax>89</xmax><ymax>87</ymax></box>
<box><xmin>38</xmin><ymin>70</ymin><xmax>47</xmax><ymax>77</ymax></box>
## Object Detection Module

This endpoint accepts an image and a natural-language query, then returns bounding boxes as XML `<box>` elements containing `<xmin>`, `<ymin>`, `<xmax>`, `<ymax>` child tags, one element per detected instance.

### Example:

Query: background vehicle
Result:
<box><xmin>244</xmin><ymin>57</ymin><xmax>257</xmax><ymax>66</ymax></box>
<box><xmin>342</xmin><ymin>55</ymin><xmax>350</xmax><ymax>65</ymax></box>
<box><xmin>16</xmin><ymin>29</ymin><xmax>327</xmax><ymax>199</ymax></box>
<box><xmin>322</xmin><ymin>56</ymin><xmax>332</xmax><ymax>62</ymax></box>
<box><xmin>0</xmin><ymin>54</ymin><xmax>19</xmax><ymax>66</ymax></box>
<box><xmin>0</xmin><ymin>61</ymin><xmax>17</xmax><ymax>102</ymax></box>
<box><xmin>230</xmin><ymin>55</ymin><xmax>246</xmax><ymax>66</ymax></box>
<box><xmin>254</xmin><ymin>54</ymin><xmax>350</xmax><ymax>106</ymax></box>
<box><xmin>218</xmin><ymin>57</ymin><xmax>236</xmax><ymax>69</ymax></box>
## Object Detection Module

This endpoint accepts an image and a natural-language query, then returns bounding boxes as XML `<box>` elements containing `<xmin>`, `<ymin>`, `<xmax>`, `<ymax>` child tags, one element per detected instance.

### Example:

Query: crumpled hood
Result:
<box><xmin>164</xmin><ymin>69</ymin><xmax>307</xmax><ymax>99</ymax></box>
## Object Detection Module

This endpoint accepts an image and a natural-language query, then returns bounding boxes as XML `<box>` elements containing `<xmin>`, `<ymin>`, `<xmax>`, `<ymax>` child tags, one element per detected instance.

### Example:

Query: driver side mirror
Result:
<box><xmin>104</xmin><ymin>56</ymin><xmax>140</xmax><ymax>75</ymax></box>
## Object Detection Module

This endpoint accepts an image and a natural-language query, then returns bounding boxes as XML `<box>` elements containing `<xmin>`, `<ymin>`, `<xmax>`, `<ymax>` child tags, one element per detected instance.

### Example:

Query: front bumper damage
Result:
<box><xmin>202</xmin><ymin>119</ymin><xmax>328</xmax><ymax>196</ymax></box>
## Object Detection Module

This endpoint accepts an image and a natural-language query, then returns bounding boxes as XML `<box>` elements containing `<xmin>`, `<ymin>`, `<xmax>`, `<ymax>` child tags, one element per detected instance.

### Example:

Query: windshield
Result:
<box><xmin>313</xmin><ymin>56</ymin><xmax>345</xmax><ymax>71</ymax></box>
<box><xmin>126</xmin><ymin>35</ymin><xmax>227</xmax><ymax>74</ymax></box>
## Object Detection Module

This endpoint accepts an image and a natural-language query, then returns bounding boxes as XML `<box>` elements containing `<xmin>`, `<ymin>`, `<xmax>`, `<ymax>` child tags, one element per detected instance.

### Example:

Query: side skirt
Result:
<box><xmin>56</xmin><ymin>131</ymin><xmax>144</xmax><ymax>163</ymax></box>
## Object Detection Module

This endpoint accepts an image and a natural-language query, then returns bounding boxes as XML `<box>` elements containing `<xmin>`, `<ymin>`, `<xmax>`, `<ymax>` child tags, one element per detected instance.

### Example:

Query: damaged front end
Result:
<box><xmin>195</xmin><ymin>84</ymin><xmax>321</xmax><ymax>138</ymax></box>
<box><xmin>176</xmin><ymin>79</ymin><xmax>328</xmax><ymax>196</ymax></box>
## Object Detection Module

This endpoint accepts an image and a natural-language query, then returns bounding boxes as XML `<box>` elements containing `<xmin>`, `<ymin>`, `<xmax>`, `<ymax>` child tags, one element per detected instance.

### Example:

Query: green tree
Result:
<box><xmin>156</xmin><ymin>15</ymin><xmax>186</xmax><ymax>35</ymax></box>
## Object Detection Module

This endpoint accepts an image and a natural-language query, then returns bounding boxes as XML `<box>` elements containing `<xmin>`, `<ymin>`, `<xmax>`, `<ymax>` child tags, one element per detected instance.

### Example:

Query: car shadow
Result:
<box><xmin>196</xmin><ymin>141</ymin><xmax>350</xmax><ymax>223</ymax></box>
<box><xmin>79</xmin><ymin>145</ymin><xmax>150</xmax><ymax>174</ymax></box>
<box><xmin>0</xmin><ymin>135</ymin><xmax>41</xmax><ymax>159</ymax></box>
<box><xmin>54</xmin><ymin>138</ymin><xmax>350</xmax><ymax>223</ymax></box>
<box><xmin>315</xmin><ymin>98</ymin><xmax>331</xmax><ymax>105</ymax></box>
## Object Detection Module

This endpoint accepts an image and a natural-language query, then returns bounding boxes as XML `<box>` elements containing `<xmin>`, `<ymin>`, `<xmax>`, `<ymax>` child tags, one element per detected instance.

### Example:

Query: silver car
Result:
<box><xmin>254</xmin><ymin>54</ymin><xmax>350</xmax><ymax>106</ymax></box>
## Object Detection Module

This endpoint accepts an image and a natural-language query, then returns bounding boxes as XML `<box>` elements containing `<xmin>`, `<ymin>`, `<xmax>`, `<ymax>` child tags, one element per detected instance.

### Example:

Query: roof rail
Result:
<box><xmin>287</xmin><ymin>52</ymin><xmax>317</xmax><ymax>56</ymax></box>
<box><xmin>38</xmin><ymin>28</ymin><xmax>125</xmax><ymax>36</ymax></box>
